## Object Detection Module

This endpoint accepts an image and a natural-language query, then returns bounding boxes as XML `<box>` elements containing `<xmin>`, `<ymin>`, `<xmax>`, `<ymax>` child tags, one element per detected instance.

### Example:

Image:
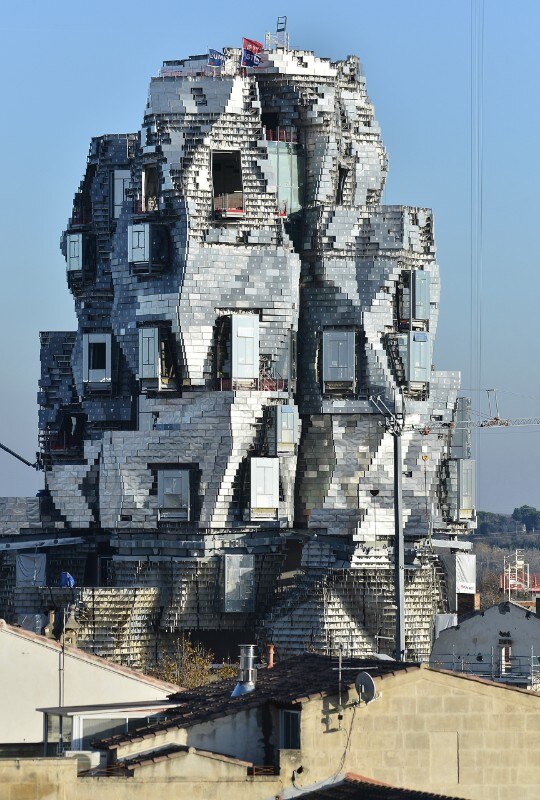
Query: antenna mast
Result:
<box><xmin>265</xmin><ymin>16</ymin><xmax>289</xmax><ymax>51</ymax></box>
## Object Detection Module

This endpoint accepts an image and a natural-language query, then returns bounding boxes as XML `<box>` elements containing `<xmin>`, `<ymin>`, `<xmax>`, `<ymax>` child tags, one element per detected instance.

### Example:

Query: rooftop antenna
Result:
<box><xmin>265</xmin><ymin>16</ymin><xmax>289</xmax><ymax>51</ymax></box>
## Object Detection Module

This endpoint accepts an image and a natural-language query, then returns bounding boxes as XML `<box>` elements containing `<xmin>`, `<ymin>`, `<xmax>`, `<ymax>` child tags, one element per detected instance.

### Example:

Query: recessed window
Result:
<box><xmin>138</xmin><ymin>327</ymin><xmax>177</xmax><ymax>391</ymax></box>
<box><xmin>111</xmin><ymin>169</ymin><xmax>131</xmax><ymax>219</ymax></box>
<box><xmin>142</xmin><ymin>165</ymin><xmax>159</xmax><ymax>212</ymax></box>
<box><xmin>158</xmin><ymin>469</ymin><xmax>191</xmax><ymax>521</ymax></box>
<box><xmin>65</xmin><ymin>233</ymin><xmax>96</xmax><ymax>273</ymax></box>
<box><xmin>322</xmin><ymin>330</ymin><xmax>357</xmax><ymax>397</ymax></box>
<box><xmin>128</xmin><ymin>224</ymin><xmax>169</xmax><ymax>275</ymax></box>
<box><xmin>250</xmin><ymin>457</ymin><xmax>279</xmax><ymax>522</ymax></box>
<box><xmin>280</xmin><ymin>709</ymin><xmax>300</xmax><ymax>749</ymax></box>
<box><xmin>212</xmin><ymin>151</ymin><xmax>244</xmax><ymax>219</ymax></box>
<box><xmin>82</xmin><ymin>333</ymin><xmax>112</xmax><ymax>392</ymax></box>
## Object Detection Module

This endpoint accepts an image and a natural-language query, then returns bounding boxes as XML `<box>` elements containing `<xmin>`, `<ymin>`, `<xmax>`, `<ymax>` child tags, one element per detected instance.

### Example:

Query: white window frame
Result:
<box><xmin>82</xmin><ymin>333</ymin><xmax>112</xmax><ymax>389</ymax></box>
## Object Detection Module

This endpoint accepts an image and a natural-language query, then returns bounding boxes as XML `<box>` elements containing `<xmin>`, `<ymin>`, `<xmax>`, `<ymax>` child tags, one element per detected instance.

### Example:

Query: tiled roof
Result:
<box><xmin>100</xmin><ymin>654</ymin><xmax>417</xmax><ymax>749</ymax></box>
<box><xmin>297</xmin><ymin>773</ymin><xmax>466</xmax><ymax>800</ymax></box>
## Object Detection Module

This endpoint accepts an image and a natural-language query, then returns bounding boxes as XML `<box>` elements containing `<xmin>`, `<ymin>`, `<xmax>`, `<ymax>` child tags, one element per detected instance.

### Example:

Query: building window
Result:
<box><xmin>142</xmin><ymin>165</ymin><xmax>159</xmax><ymax>212</ymax></box>
<box><xmin>280</xmin><ymin>709</ymin><xmax>300</xmax><ymax>749</ymax></box>
<box><xmin>138</xmin><ymin>327</ymin><xmax>177</xmax><ymax>390</ymax></box>
<box><xmin>82</xmin><ymin>333</ymin><xmax>112</xmax><ymax>391</ymax></box>
<box><xmin>128</xmin><ymin>224</ymin><xmax>169</xmax><ymax>275</ymax></box>
<box><xmin>65</xmin><ymin>232</ymin><xmax>96</xmax><ymax>273</ymax></box>
<box><xmin>250</xmin><ymin>457</ymin><xmax>279</xmax><ymax>522</ymax></box>
<box><xmin>158</xmin><ymin>469</ymin><xmax>190</xmax><ymax>521</ymax></box>
<box><xmin>212</xmin><ymin>151</ymin><xmax>244</xmax><ymax>220</ymax></box>
<box><xmin>231</xmin><ymin>314</ymin><xmax>260</xmax><ymax>381</ymax></box>
<box><xmin>111</xmin><ymin>169</ymin><xmax>131</xmax><ymax>219</ymax></box>
<box><xmin>322</xmin><ymin>330</ymin><xmax>357</xmax><ymax>397</ymax></box>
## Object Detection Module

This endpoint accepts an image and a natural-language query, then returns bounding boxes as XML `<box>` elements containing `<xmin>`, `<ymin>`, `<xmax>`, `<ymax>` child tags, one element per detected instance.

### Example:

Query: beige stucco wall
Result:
<box><xmin>0</xmin><ymin>758</ymin><xmax>77</xmax><ymax>800</ymax></box>
<box><xmin>0</xmin><ymin>625</ymin><xmax>174</xmax><ymax>744</ymax></box>
<box><xmin>5</xmin><ymin>666</ymin><xmax>540</xmax><ymax>800</ymax></box>
<box><xmin>291</xmin><ymin>665</ymin><xmax>540</xmax><ymax>800</ymax></box>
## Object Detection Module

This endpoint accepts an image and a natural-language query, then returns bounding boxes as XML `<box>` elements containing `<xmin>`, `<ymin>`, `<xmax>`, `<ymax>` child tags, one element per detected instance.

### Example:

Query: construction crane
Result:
<box><xmin>0</xmin><ymin>441</ymin><xmax>42</xmax><ymax>471</ymax></box>
<box><xmin>414</xmin><ymin>389</ymin><xmax>540</xmax><ymax>435</ymax></box>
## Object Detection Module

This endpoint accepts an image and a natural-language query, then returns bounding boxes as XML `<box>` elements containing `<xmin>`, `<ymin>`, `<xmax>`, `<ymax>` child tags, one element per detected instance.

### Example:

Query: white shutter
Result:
<box><xmin>138</xmin><ymin>328</ymin><xmax>159</xmax><ymax>380</ymax></box>
<box><xmin>250</xmin><ymin>458</ymin><xmax>279</xmax><ymax>521</ymax></box>
<box><xmin>413</xmin><ymin>270</ymin><xmax>430</xmax><ymax>320</ymax></box>
<box><xmin>113</xmin><ymin>169</ymin><xmax>131</xmax><ymax>219</ymax></box>
<box><xmin>158</xmin><ymin>469</ymin><xmax>190</xmax><ymax>521</ymax></box>
<box><xmin>128</xmin><ymin>224</ymin><xmax>149</xmax><ymax>264</ymax></box>
<box><xmin>66</xmin><ymin>233</ymin><xmax>83</xmax><ymax>271</ymax></box>
<box><xmin>231</xmin><ymin>314</ymin><xmax>259</xmax><ymax>380</ymax></box>
<box><xmin>408</xmin><ymin>331</ymin><xmax>430</xmax><ymax>383</ymax></box>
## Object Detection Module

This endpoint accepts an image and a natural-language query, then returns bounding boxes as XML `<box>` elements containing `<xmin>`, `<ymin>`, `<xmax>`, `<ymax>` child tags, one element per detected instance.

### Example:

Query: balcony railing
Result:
<box><xmin>263</xmin><ymin>126</ymin><xmax>298</xmax><ymax>143</ymax></box>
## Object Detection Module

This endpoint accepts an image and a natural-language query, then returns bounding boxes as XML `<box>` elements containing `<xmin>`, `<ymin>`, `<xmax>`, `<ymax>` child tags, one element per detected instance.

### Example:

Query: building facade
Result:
<box><xmin>0</xmin><ymin>40</ymin><xmax>475</xmax><ymax>664</ymax></box>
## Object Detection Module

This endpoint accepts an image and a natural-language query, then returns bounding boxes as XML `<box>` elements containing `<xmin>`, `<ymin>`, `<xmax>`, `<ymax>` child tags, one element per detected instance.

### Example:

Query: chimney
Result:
<box><xmin>267</xmin><ymin>643</ymin><xmax>275</xmax><ymax>669</ymax></box>
<box><xmin>231</xmin><ymin>644</ymin><xmax>257</xmax><ymax>697</ymax></box>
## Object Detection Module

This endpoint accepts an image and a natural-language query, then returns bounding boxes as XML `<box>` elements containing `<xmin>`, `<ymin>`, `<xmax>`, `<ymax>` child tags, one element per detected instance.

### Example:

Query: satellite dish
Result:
<box><xmin>355</xmin><ymin>671</ymin><xmax>376</xmax><ymax>704</ymax></box>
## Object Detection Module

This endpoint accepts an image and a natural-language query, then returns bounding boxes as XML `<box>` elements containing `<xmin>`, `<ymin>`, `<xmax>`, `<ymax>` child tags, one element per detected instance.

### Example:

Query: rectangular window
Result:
<box><xmin>112</xmin><ymin>169</ymin><xmax>131</xmax><ymax>219</ymax></box>
<box><xmin>250</xmin><ymin>458</ymin><xmax>279</xmax><ymax>521</ymax></box>
<box><xmin>280</xmin><ymin>709</ymin><xmax>300</xmax><ymax>749</ymax></box>
<box><xmin>408</xmin><ymin>331</ymin><xmax>430</xmax><ymax>383</ymax></box>
<box><xmin>322</xmin><ymin>330</ymin><xmax>356</xmax><ymax>395</ymax></box>
<box><xmin>158</xmin><ymin>469</ymin><xmax>190</xmax><ymax>521</ymax></box>
<box><xmin>224</xmin><ymin>554</ymin><xmax>255</xmax><ymax>613</ymax></box>
<box><xmin>231</xmin><ymin>314</ymin><xmax>260</xmax><ymax>380</ymax></box>
<box><xmin>458</xmin><ymin>459</ymin><xmax>476</xmax><ymax>517</ymax></box>
<box><xmin>413</xmin><ymin>270</ymin><xmax>430</xmax><ymax>320</ymax></box>
<box><xmin>66</xmin><ymin>233</ymin><xmax>82</xmax><ymax>271</ymax></box>
<box><xmin>269</xmin><ymin>404</ymin><xmax>298</xmax><ymax>456</ymax></box>
<box><xmin>128</xmin><ymin>224</ymin><xmax>168</xmax><ymax>273</ymax></box>
<box><xmin>212</xmin><ymin>151</ymin><xmax>244</xmax><ymax>219</ymax></box>
<box><xmin>82</xmin><ymin>333</ymin><xmax>112</xmax><ymax>390</ymax></box>
<box><xmin>139</xmin><ymin>327</ymin><xmax>159</xmax><ymax>381</ymax></box>
<box><xmin>142</xmin><ymin>165</ymin><xmax>159</xmax><ymax>212</ymax></box>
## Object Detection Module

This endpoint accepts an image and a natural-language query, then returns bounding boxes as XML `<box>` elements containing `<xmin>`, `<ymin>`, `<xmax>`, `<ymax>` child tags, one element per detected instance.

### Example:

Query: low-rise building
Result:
<box><xmin>0</xmin><ymin>619</ymin><xmax>178</xmax><ymax>754</ymax></box>
<box><xmin>430</xmin><ymin>600</ymin><xmax>540</xmax><ymax>689</ymax></box>
<box><xmin>5</xmin><ymin>651</ymin><xmax>540</xmax><ymax>800</ymax></box>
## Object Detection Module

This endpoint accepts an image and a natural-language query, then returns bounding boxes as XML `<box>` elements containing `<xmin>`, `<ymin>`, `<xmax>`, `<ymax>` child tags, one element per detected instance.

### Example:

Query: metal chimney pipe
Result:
<box><xmin>231</xmin><ymin>644</ymin><xmax>257</xmax><ymax>697</ymax></box>
<box><xmin>267</xmin><ymin>643</ymin><xmax>275</xmax><ymax>669</ymax></box>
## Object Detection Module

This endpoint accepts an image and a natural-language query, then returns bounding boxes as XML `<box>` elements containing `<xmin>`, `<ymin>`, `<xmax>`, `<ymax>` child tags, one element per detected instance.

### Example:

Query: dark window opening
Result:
<box><xmin>212</xmin><ymin>151</ymin><xmax>244</xmax><ymax>219</ymax></box>
<box><xmin>143</xmin><ymin>165</ymin><xmax>159</xmax><ymax>212</ymax></box>
<box><xmin>396</xmin><ymin>272</ymin><xmax>411</xmax><ymax>331</ymax></box>
<box><xmin>336</xmin><ymin>166</ymin><xmax>348</xmax><ymax>205</ymax></box>
<box><xmin>281</xmin><ymin>709</ymin><xmax>300</xmax><ymax>749</ymax></box>
<box><xmin>215</xmin><ymin>316</ymin><xmax>232</xmax><ymax>383</ymax></box>
<box><xmin>89</xmin><ymin>342</ymin><xmax>106</xmax><ymax>370</ymax></box>
<box><xmin>159</xmin><ymin>335</ymin><xmax>177</xmax><ymax>389</ymax></box>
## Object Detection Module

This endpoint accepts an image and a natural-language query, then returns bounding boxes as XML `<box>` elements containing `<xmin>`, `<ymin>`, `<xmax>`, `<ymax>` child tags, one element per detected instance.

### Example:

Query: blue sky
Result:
<box><xmin>0</xmin><ymin>0</ymin><xmax>539</xmax><ymax>512</ymax></box>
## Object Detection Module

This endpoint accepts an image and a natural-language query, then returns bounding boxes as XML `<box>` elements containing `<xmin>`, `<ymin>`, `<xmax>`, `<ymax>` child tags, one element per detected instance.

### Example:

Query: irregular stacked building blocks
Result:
<box><xmin>1</xmin><ymin>44</ymin><xmax>476</xmax><ymax>665</ymax></box>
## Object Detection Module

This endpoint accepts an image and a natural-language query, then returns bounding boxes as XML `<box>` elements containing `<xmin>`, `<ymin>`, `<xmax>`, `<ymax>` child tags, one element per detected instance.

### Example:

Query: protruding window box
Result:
<box><xmin>66</xmin><ymin>233</ymin><xmax>96</xmax><ymax>274</ymax></box>
<box><xmin>157</xmin><ymin>469</ymin><xmax>190</xmax><ymax>522</ymax></box>
<box><xmin>250</xmin><ymin>458</ymin><xmax>279</xmax><ymax>522</ymax></box>
<box><xmin>268</xmin><ymin>405</ymin><xmax>298</xmax><ymax>456</ymax></box>
<box><xmin>128</xmin><ymin>223</ymin><xmax>169</xmax><ymax>275</ymax></box>
<box><xmin>82</xmin><ymin>333</ymin><xmax>112</xmax><ymax>394</ymax></box>
<box><xmin>138</xmin><ymin>327</ymin><xmax>177</xmax><ymax>392</ymax></box>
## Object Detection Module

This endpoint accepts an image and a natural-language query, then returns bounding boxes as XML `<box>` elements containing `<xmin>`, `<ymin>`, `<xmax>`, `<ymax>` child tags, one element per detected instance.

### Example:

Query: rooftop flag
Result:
<box><xmin>241</xmin><ymin>37</ymin><xmax>264</xmax><ymax>68</ymax></box>
<box><xmin>208</xmin><ymin>49</ymin><xmax>226</xmax><ymax>68</ymax></box>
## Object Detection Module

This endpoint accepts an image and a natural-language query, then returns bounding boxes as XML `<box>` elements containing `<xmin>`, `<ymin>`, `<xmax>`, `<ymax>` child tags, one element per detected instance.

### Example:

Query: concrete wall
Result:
<box><xmin>292</xmin><ymin>666</ymin><xmax>540</xmax><ymax>800</ymax></box>
<box><xmin>0</xmin><ymin>623</ymin><xmax>174</xmax><ymax>744</ymax></box>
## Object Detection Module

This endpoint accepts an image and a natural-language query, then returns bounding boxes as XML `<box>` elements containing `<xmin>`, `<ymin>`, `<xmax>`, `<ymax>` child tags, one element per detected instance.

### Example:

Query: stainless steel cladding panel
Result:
<box><xmin>450</xmin><ymin>397</ymin><xmax>472</xmax><ymax>460</ymax></box>
<box><xmin>232</xmin><ymin>314</ymin><xmax>260</xmax><ymax>380</ymax></box>
<box><xmin>276</xmin><ymin>404</ymin><xmax>297</xmax><ymax>454</ymax></box>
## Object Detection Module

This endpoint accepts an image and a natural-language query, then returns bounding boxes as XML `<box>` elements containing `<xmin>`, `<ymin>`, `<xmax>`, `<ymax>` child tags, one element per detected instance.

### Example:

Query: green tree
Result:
<box><xmin>512</xmin><ymin>505</ymin><xmax>540</xmax><ymax>533</ymax></box>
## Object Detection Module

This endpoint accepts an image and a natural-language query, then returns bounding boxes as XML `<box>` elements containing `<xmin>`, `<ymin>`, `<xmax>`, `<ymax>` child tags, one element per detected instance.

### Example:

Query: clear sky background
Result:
<box><xmin>0</xmin><ymin>0</ymin><xmax>538</xmax><ymax>513</ymax></box>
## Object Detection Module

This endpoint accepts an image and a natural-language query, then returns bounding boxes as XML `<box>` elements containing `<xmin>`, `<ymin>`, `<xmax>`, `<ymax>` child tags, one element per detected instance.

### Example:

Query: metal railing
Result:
<box><xmin>431</xmin><ymin>646</ymin><xmax>540</xmax><ymax>688</ymax></box>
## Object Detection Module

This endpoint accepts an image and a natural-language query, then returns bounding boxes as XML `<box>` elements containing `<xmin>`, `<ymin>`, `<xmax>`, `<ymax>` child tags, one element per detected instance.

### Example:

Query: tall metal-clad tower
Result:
<box><xmin>0</xmin><ymin>39</ymin><xmax>476</xmax><ymax>665</ymax></box>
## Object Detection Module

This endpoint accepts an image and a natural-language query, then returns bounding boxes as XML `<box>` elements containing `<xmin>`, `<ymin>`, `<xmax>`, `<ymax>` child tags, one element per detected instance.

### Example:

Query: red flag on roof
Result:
<box><xmin>241</xmin><ymin>37</ymin><xmax>264</xmax><ymax>67</ymax></box>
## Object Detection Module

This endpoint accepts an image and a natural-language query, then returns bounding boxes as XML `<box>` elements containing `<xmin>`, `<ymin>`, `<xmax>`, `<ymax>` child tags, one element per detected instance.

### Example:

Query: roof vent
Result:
<box><xmin>231</xmin><ymin>644</ymin><xmax>257</xmax><ymax>697</ymax></box>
